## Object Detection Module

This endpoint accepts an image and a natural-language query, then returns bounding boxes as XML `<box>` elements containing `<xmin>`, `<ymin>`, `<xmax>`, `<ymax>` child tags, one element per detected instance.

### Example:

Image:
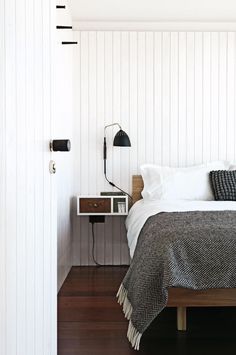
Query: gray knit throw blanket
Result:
<box><xmin>117</xmin><ymin>211</ymin><xmax>236</xmax><ymax>350</ymax></box>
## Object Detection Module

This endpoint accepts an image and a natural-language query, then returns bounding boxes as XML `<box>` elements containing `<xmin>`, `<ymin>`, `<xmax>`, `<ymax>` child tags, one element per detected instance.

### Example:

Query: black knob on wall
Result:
<box><xmin>50</xmin><ymin>139</ymin><xmax>71</xmax><ymax>152</ymax></box>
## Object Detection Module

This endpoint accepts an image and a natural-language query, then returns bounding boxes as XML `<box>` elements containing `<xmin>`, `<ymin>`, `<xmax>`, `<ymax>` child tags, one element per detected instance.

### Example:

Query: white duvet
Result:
<box><xmin>126</xmin><ymin>199</ymin><xmax>236</xmax><ymax>258</ymax></box>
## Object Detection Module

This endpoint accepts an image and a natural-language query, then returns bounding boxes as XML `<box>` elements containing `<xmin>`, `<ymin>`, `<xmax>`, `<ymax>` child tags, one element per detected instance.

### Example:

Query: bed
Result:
<box><xmin>117</xmin><ymin>173</ymin><xmax>236</xmax><ymax>350</ymax></box>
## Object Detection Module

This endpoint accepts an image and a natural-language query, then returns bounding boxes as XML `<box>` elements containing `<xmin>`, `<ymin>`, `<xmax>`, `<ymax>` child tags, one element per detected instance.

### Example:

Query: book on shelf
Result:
<box><xmin>100</xmin><ymin>191</ymin><xmax>125</xmax><ymax>196</ymax></box>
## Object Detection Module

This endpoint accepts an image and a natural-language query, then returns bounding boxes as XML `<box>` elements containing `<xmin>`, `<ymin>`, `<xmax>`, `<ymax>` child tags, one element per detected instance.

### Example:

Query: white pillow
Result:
<box><xmin>140</xmin><ymin>161</ymin><xmax>230</xmax><ymax>201</ymax></box>
<box><xmin>229</xmin><ymin>163</ymin><xmax>236</xmax><ymax>170</ymax></box>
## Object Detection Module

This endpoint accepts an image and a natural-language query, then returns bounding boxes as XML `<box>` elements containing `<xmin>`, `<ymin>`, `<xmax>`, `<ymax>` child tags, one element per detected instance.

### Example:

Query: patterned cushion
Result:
<box><xmin>210</xmin><ymin>170</ymin><xmax>236</xmax><ymax>200</ymax></box>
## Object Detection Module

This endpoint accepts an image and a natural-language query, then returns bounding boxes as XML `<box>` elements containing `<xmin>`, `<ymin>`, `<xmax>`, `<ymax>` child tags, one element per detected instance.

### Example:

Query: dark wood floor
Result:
<box><xmin>58</xmin><ymin>266</ymin><xmax>236</xmax><ymax>355</ymax></box>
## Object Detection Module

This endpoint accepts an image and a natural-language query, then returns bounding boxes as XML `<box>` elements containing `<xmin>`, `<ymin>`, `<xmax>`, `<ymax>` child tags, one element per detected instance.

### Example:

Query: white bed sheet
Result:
<box><xmin>126</xmin><ymin>199</ymin><xmax>236</xmax><ymax>258</ymax></box>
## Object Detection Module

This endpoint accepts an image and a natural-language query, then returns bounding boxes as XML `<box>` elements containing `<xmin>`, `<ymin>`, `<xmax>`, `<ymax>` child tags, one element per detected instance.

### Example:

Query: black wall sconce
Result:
<box><xmin>103</xmin><ymin>123</ymin><xmax>132</xmax><ymax>199</ymax></box>
<box><xmin>50</xmin><ymin>139</ymin><xmax>71</xmax><ymax>152</ymax></box>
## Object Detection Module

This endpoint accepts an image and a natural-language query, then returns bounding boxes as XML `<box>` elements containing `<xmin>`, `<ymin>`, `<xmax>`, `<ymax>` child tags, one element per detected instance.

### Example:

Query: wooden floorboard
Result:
<box><xmin>58</xmin><ymin>266</ymin><xmax>236</xmax><ymax>355</ymax></box>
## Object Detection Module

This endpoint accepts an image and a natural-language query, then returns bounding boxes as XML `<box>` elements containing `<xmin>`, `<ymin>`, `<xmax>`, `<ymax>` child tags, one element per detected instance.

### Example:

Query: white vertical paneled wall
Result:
<box><xmin>73</xmin><ymin>29</ymin><xmax>236</xmax><ymax>266</ymax></box>
<box><xmin>55</xmin><ymin>0</ymin><xmax>75</xmax><ymax>291</ymax></box>
<box><xmin>0</xmin><ymin>0</ymin><xmax>57</xmax><ymax>354</ymax></box>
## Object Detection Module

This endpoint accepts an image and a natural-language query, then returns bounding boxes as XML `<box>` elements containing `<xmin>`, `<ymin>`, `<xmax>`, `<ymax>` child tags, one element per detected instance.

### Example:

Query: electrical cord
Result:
<box><xmin>104</xmin><ymin>174</ymin><xmax>133</xmax><ymax>201</ymax></box>
<box><xmin>91</xmin><ymin>222</ymin><xmax>103</xmax><ymax>266</ymax></box>
<box><xmin>91</xmin><ymin>222</ymin><xmax>129</xmax><ymax>267</ymax></box>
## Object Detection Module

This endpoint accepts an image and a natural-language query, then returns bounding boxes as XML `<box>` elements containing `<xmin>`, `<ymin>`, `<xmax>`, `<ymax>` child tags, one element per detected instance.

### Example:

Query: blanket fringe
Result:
<box><xmin>128</xmin><ymin>321</ymin><xmax>142</xmax><ymax>350</ymax></box>
<box><xmin>116</xmin><ymin>284</ymin><xmax>142</xmax><ymax>350</ymax></box>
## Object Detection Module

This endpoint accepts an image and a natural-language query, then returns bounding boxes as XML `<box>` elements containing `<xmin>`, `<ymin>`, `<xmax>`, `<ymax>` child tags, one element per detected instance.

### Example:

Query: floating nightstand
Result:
<box><xmin>77</xmin><ymin>195</ymin><xmax>128</xmax><ymax>216</ymax></box>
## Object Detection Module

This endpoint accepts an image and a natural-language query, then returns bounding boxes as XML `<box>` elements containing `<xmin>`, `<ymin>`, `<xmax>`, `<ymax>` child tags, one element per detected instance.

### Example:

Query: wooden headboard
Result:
<box><xmin>132</xmin><ymin>175</ymin><xmax>144</xmax><ymax>203</ymax></box>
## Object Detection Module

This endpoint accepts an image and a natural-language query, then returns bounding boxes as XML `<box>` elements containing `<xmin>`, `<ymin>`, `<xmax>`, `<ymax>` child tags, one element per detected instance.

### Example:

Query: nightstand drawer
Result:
<box><xmin>79</xmin><ymin>198</ymin><xmax>111</xmax><ymax>213</ymax></box>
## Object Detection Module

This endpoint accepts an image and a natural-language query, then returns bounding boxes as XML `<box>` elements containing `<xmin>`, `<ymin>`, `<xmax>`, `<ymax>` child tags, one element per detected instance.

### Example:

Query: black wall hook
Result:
<box><xmin>61</xmin><ymin>41</ymin><xmax>78</xmax><ymax>45</ymax></box>
<box><xmin>56</xmin><ymin>26</ymin><xmax>73</xmax><ymax>29</ymax></box>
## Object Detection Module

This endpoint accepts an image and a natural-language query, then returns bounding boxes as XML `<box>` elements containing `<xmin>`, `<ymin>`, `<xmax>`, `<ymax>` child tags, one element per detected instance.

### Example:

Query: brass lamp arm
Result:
<box><xmin>104</xmin><ymin>123</ymin><xmax>122</xmax><ymax>136</ymax></box>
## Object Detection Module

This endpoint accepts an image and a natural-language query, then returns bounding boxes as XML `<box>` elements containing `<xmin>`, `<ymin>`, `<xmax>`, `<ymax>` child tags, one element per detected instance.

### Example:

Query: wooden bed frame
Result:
<box><xmin>132</xmin><ymin>175</ymin><xmax>236</xmax><ymax>331</ymax></box>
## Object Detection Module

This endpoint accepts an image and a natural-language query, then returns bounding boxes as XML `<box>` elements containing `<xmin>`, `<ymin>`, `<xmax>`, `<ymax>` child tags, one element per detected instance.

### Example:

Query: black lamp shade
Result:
<box><xmin>113</xmin><ymin>129</ymin><xmax>131</xmax><ymax>147</ymax></box>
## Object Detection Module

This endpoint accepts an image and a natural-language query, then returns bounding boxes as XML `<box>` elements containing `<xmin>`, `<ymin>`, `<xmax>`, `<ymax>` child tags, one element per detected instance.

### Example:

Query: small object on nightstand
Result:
<box><xmin>117</xmin><ymin>202</ymin><xmax>126</xmax><ymax>213</ymax></box>
<box><xmin>100</xmin><ymin>191</ymin><xmax>125</xmax><ymax>196</ymax></box>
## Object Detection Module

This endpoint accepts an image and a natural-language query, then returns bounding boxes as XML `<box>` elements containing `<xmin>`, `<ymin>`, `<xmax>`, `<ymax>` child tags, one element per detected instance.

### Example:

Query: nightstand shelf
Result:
<box><xmin>77</xmin><ymin>195</ymin><xmax>129</xmax><ymax>216</ymax></box>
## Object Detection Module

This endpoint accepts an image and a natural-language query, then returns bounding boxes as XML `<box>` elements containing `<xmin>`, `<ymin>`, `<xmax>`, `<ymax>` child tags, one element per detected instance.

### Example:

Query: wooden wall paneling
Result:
<box><xmin>137</xmin><ymin>32</ymin><xmax>146</xmax><ymax>167</ymax></box>
<box><xmin>5</xmin><ymin>0</ymin><xmax>17</xmax><ymax>352</ymax></box>
<box><xmin>96</xmin><ymin>223</ymin><xmax>105</xmax><ymax>265</ymax></box>
<box><xmin>79</xmin><ymin>217</ymin><xmax>89</xmax><ymax>265</ymax></box>
<box><xmin>79</xmin><ymin>33</ymin><xmax>90</xmax><ymax>266</ymax></box>
<box><xmin>211</xmin><ymin>32</ymin><xmax>220</xmax><ymax>161</ymax></box>
<box><xmin>73</xmin><ymin>30</ymin><xmax>236</xmax><ymax>266</ymax></box>
<box><xmin>54</xmin><ymin>0</ymin><xmax>74</xmax><ymax>291</ymax></box>
<box><xmin>80</xmin><ymin>31</ymin><xmax>89</xmax><ymax>195</ymax></box>
<box><xmin>43</xmin><ymin>0</ymin><xmax>55</xmax><ymax>349</ymax></box>
<box><xmin>129</xmin><ymin>32</ymin><xmax>138</xmax><ymax>175</ymax></box>
<box><xmin>88</xmin><ymin>31</ymin><xmax>97</xmax><ymax>195</ymax></box>
<box><xmin>120</xmin><ymin>32</ymin><xmax>130</xmax><ymax>196</ymax></box>
<box><xmin>194</xmin><ymin>32</ymin><xmax>203</xmax><ymax>164</ymax></box>
<box><xmin>154</xmin><ymin>32</ymin><xmax>163</xmax><ymax>165</ymax></box>
<box><xmin>170</xmin><ymin>32</ymin><xmax>179</xmax><ymax>166</ymax></box>
<box><xmin>16</xmin><ymin>0</ymin><xmax>27</xmax><ymax>352</ymax></box>
<box><xmin>120</xmin><ymin>218</ymin><xmax>130</xmax><ymax>265</ymax></box>
<box><xmin>25</xmin><ymin>0</ymin><xmax>36</xmax><ymax>352</ymax></box>
<box><xmin>105</xmin><ymin>31</ymin><xmax>114</xmax><ymax>185</ymax></box>
<box><xmin>234</xmin><ymin>32</ymin><xmax>236</xmax><ymax>162</ymax></box>
<box><xmin>104</xmin><ymin>31</ymin><xmax>114</xmax><ymax>264</ymax></box>
<box><xmin>35</xmin><ymin>0</ymin><xmax>45</xmax><ymax>351</ymax></box>
<box><xmin>145</xmin><ymin>32</ymin><xmax>154</xmax><ymax>165</ymax></box>
<box><xmin>186</xmin><ymin>32</ymin><xmax>195</xmax><ymax>165</ymax></box>
<box><xmin>118</xmin><ymin>32</ymin><xmax>130</xmax><ymax>265</ymax></box>
<box><xmin>104</xmin><ymin>32</ymin><xmax>114</xmax><ymax>264</ymax></box>
<box><xmin>162</xmin><ymin>32</ymin><xmax>171</xmax><ymax>166</ymax></box>
<box><xmin>96</xmin><ymin>31</ymin><xmax>106</xmax><ymax>194</ymax></box>
<box><xmin>88</xmin><ymin>219</ymin><xmax>93</xmax><ymax>265</ymax></box>
<box><xmin>104</xmin><ymin>216</ymin><xmax>113</xmax><ymax>265</ymax></box>
<box><xmin>1</xmin><ymin>0</ymin><xmax>57</xmax><ymax>353</ymax></box>
<box><xmin>112</xmin><ymin>32</ymin><xmax>121</xmax><ymax>191</ymax></box>
<box><xmin>72</xmin><ymin>31</ymin><xmax>81</xmax><ymax>266</ymax></box>
<box><xmin>95</xmin><ymin>31</ymin><xmax>106</xmax><ymax>265</ymax></box>
<box><xmin>178</xmin><ymin>32</ymin><xmax>187</xmax><ymax>166</ymax></box>
<box><xmin>227</xmin><ymin>32</ymin><xmax>236</xmax><ymax>162</ymax></box>
<box><xmin>218</xmin><ymin>32</ymin><xmax>227</xmax><ymax>160</ymax></box>
<box><xmin>202</xmin><ymin>32</ymin><xmax>211</xmax><ymax>163</ymax></box>
<box><xmin>0</xmin><ymin>0</ymin><xmax>6</xmax><ymax>351</ymax></box>
<box><xmin>112</xmin><ymin>217</ymin><xmax>120</xmax><ymax>265</ymax></box>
